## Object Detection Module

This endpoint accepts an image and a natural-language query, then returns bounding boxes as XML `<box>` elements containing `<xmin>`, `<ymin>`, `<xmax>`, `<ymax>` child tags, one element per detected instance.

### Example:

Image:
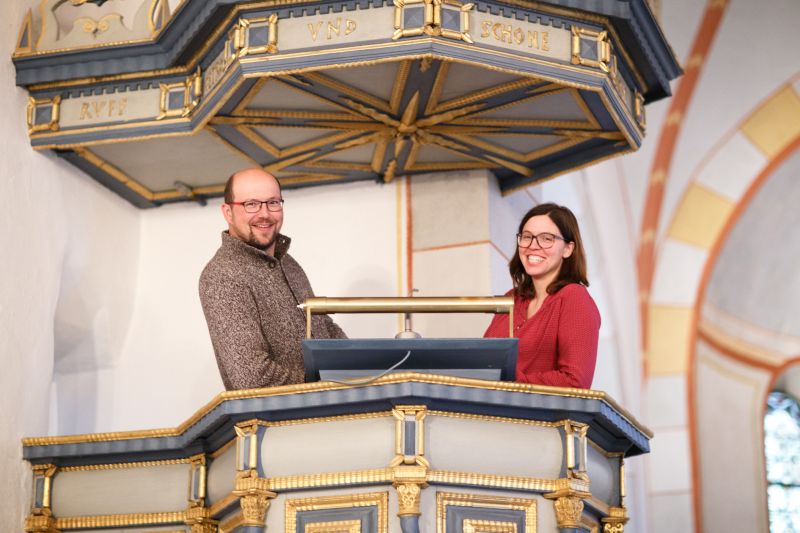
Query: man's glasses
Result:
<box><xmin>516</xmin><ymin>232</ymin><xmax>565</xmax><ymax>249</ymax></box>
<box><xmin>228</xmin><ymin>199</ymin><xmax>284</xmax><ymax>213</ymax></box>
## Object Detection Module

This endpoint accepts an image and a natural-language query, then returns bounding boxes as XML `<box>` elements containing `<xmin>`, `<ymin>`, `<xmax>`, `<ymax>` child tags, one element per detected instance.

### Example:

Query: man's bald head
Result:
<box><xmin>224</xmin><ymin>168</ymin><xmax>282</xmax><ymax>203</ymax></box>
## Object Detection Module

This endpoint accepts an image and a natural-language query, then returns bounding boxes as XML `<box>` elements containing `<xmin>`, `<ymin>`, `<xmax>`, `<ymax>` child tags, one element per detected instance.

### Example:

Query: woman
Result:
<box><xmin>484</xmin><ymin>203</ymin><xmax>600</xmax><ymax>388</ymax></box>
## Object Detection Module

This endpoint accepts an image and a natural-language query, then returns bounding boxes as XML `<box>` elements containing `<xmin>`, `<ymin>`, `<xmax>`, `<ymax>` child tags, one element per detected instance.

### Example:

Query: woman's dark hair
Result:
<box><xmin>510</xmin><ymin>203</ymin><xmax>588</xmax><ymax>299</ymax></box>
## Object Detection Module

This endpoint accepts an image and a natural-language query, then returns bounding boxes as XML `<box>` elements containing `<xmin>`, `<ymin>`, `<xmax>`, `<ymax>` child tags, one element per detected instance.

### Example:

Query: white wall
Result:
<box><xmin>1</xmin><ymin>1</ymin><xmax>141</xmax><ymax>527</ymax></box>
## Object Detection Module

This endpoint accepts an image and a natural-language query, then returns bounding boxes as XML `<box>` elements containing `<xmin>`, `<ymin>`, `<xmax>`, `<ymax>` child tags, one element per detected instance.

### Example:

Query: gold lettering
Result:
<box><xmin>91</xmin><ymin>101</ymin><xmax>106</xmax><ymax>117</ymax></box>
<box><xmin>513</xmin><ymin>28</ymin><xmax>524</xmax><ymax>45</ymax></box>
<box><xmin>107</xmin><ymin>99</ymin><xmax>115</xmax><ymax>117</ymax></box>
<box><xmin>528</xmin><ymin>30</ymin><xmax>538</xmax><ymax>49</ymax></box>
<box><xmin>542</xmin><ymin>31</ymin><xmax>549</xmax><ymax>51</ymax></box>
<box><xmin>481</xmin><ymin>20</ymin><xmax>491</xmax><ymax>38</ymax></box>
<box><xmin>308</xmin><ymin>21</ymin><xmax>323</xmax><ymax>41</ymax></box>
<box><xmin>118</xmin><ymin>97</ymin><xmax>127</xmax><ymax>116</ymax></box>
<box><xmin>79</xmin><ymin>103</ymin><xmax>91</xmax><ymax>120</ymax></box>
<box><xmin>327</xmin><ymin>18</ymin><xmax>341</xmax><ymax>40</ymax></box>
<box><xmin>345</xmin><ymin>19</ymin><xmax>357</xmax><ymax>35</ymax></box>
<box><xmin>492</xmin><ymin>23</ymin><xmax>507</xmax><ymax>42</ymax></box>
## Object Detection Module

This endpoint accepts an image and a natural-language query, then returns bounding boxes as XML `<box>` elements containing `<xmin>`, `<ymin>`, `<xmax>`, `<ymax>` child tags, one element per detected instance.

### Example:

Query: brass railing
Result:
<box><xmin>299</xmin><ymin>296</ymin><xmax>514</xmax><ymax>338</ymax></box>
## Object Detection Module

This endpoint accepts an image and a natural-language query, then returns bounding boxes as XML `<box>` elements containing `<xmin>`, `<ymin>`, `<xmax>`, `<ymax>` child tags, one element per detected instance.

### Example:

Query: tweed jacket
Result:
<box><xmin>199</xmin><ymin>231</ymin><xmax>346</xmax><ymax>390</ymax></box>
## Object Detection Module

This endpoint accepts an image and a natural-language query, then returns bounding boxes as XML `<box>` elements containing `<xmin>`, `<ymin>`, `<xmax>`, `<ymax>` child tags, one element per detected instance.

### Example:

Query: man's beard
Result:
<box><xmin>245</xmin><ymin>228</ymin><xmax>277</xmax><ymax>251</ymax></box>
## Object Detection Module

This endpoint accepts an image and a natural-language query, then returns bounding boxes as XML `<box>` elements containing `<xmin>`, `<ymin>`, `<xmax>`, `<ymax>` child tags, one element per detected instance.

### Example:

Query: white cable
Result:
<box><xmin>323</xmin><ymin>351</ymin><xmax>412</xmax><ymax>386</ymax></box>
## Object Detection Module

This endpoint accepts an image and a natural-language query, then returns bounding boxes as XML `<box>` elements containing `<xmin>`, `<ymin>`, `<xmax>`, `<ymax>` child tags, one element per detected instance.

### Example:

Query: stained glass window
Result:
<box><xmin>765</xmin><ymin>391</ymin><xmax>800</xmax><ymax>533</ymax></box>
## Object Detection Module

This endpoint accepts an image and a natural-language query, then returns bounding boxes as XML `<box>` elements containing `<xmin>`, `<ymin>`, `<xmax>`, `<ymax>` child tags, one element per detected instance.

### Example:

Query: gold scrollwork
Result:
<box><xmin>395</xmin><ymin>482</ymin><xmax>423</xmax><ymax>516</ymax></box>
<box><xmin>393</xmin><ymin>0</ymin><xmax>473</xmax><ymax>43</ymax></box>
<box><xmin>27</xmin><ymin>96</ymin><xmax>61</xmax><ymax>133</ymax></box>
<box><xmin>571</xmin><ymin>26</ymin><xmax>610</xmax><ymax>72</ymax></box>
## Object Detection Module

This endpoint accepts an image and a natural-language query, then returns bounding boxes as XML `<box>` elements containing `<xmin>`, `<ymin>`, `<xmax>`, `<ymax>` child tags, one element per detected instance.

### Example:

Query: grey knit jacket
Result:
<box><xmin>199</xmin><ymin>231</ymin><xmax>346</xmax><ymax>390</ymax></box>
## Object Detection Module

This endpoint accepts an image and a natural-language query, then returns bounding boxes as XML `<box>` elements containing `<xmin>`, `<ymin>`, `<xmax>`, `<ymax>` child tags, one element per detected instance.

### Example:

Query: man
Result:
<box><xmin>199</xmin><ymin>168</ymin><xmax>346</xmax><ymax>390</ymax></box>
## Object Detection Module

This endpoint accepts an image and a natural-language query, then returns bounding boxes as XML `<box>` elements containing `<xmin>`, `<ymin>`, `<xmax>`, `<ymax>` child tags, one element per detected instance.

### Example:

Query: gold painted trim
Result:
<box><xmin>463</xmin><ymin>519</ymin><xmax>517</xmax><ymax>533</ymax></box>
<box><xmin>391</xmin><ymin>60</ymin><xmax>413</xmax><ymax>114</ymax></box>
<box><xmin>436</xmin><ymin>491</ymin><xmax>536</xmax><ymax>533</ymax></box>
<box><xmin>15</xmin><ymin>8</ymin><xmax>34</xmax><ymax>55</ymax></box>
<box><xmin>30</xmin><ymin>44</ymin><xmax>603</xmax><ymax>146</ymax></box>
<box><xmin>303</xmin><ymin>71</ymin><xmax>394</xmax><ymax>115</ymax></box>
<box><xmin>54</xmin><ymin>511</ymin><xmax>185</xmax><ymax>529</ymax></box>
<box><xmin>59</xmin><ymin>457</ymin><xmax>192</xmax><ymax>472</ymax></box>
<box><xmin>307</xmin><ymin>520</ymin><xmax>362</xmax><ymax>533</ymax></box>
<box><xmin>448</xmin><ymin>133</ymin><xmax>581</xmax><ymax>163</ymax></box>
<box><xmin>428</xmin><ymin>410</ymin><xmax>564</xmax><ymax>428</ymax></box>
<box><xmin>23</xmin><ymin>373</ymin><xmax>651</xmax><ymax>447</ymax></box>
<box><xmin>571</xmin><ymin>26</ymin><xmax>611</xmax><ymax>72</ymax></box>
<box><xmin>285</xmin><ymin>492</ymin><xmax>389</xmax><ymax>533</ymax></box>
<box><xmin>270</xmin><ymin>469</ymin><xmax>394</xmax><ymax>491</ymax></box>
<box><xmin>431</xmin><ymin>76</ymin><xmax>547</xmax><ymax>116</ymax></box>
<box><xmin>27</xmin><ymin>95</ymin><xmax>60</xmax><ymax>134</ymax></box>
<box><xmin>239</xmin><ymin>14</ymin><xmax>279</xmax><ymax>57</ymax></box>
<box><xmin>429</xmin><ymin>470</ymin><xmax>588</xmax><ymax>493</ymax></box>
<box><xmin>232</xmin><ymin>77</ymin><xmax>269</xmax><ymax>115</ymax></box>
<box><xmin>240</xmin><ymin>125</ymin><xmax>366</xmax><ymax>160</ymax></box>
<box><xmin>148</xmin><ymin>0</ymin><xmax>171</xmax><ymax>35</ymax></box>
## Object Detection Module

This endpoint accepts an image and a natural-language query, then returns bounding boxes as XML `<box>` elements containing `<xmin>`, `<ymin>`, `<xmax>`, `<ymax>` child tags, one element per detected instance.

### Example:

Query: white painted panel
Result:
<box><xmin>426</xmin><ymin>415</ymin><xmax>562</xmax><ymax>479</ymax></box>
<box><xmin>207</xmin><ymin>442</ymin><xmax>236</xmax><ymax>503</ymax></box>
<box><xmin>262</xmin><ymin>417</ymin><xmax>395</xmax><ymax>476</ymax></box>
<box><xmin>695</xmin><ymin>132</ymin><xmax>767</xmax><ymax>202</ymax></box>
<box><xmin>586</xmin><ymin>445</ymin><xmax>619</xmax><ymax>504</ymax></box>
<box><xmin>51</xmin><ymin>463</ymin><xmax>188</xmax><ymax>516</ymax></box>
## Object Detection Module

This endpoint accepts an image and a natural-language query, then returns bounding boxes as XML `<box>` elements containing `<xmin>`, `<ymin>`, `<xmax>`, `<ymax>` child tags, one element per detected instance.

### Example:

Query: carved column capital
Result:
<box><xmin>392</xmin><ymin>464</ymin><xmax>428</xmax><ymax>518</ymax></box>
<box><xmin>395</xmin><ymin>482</ymin><xmax>422</xmax><ymax>516</ymax></box>
<box><xmin>185</xmin><ymin>504</ymin><xmax>219</xmax><ymax>533</ymax></box>
<box><xmin>543</xmin><ymin>488</ymin><xmax>591</xmax><ymax>529</ymax></box>
<box><xmin>24</xmin><ymin>510</ymin><xmax>59</xmax><ymax>533</ymax></box>
<box><xmin>601</xmin><ymin>506</ymin><xmax>629</xmax><ymax>533</ymax></box>
<box><xmin>233</xmin><ymin>474</ymin><xmax>277</xmax><ymax>527</ymax></box>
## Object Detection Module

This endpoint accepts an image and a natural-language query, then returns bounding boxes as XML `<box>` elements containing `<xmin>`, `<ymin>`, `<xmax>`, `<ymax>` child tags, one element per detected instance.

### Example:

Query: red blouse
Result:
<box><xmin>484</xmin><ymin>283</ymin><xmax>600</xmax><ymax>388</ymax></box>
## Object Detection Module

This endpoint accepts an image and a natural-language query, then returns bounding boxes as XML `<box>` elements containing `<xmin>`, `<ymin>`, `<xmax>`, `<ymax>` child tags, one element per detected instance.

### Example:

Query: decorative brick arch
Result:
<box><xmin>646</xmin><ymin>78</ymin><xmax>800</xmax><ymax>531</ymax></box>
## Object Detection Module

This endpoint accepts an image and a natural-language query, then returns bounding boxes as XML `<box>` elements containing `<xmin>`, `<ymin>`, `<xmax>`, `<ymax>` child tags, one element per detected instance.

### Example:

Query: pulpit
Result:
<box><xmin>23</xmin><ymin>373</ymin><xmax>649</xmax><ymax>533</ymax></box>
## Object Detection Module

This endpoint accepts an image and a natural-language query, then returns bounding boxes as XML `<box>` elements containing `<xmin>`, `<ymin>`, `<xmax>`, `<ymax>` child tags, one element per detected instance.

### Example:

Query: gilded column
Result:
<box><xmin>391</xmin><ymin>406</ymin><xmax>429</xmax><ymax>533</ymax></box>
<box><xmin>233</xmin><ymin>421</ymin><xmax>277</xmax><ymax>530</ymax></box>
<box><xmin>24</xmin><ymin>464</ymin><xmax>59</xmax><ymax>533</ymax></box>
<box><xmin>185</xmin><ymin>453</ymin><xmax>219</xmax><ymax>533</ymax></box>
